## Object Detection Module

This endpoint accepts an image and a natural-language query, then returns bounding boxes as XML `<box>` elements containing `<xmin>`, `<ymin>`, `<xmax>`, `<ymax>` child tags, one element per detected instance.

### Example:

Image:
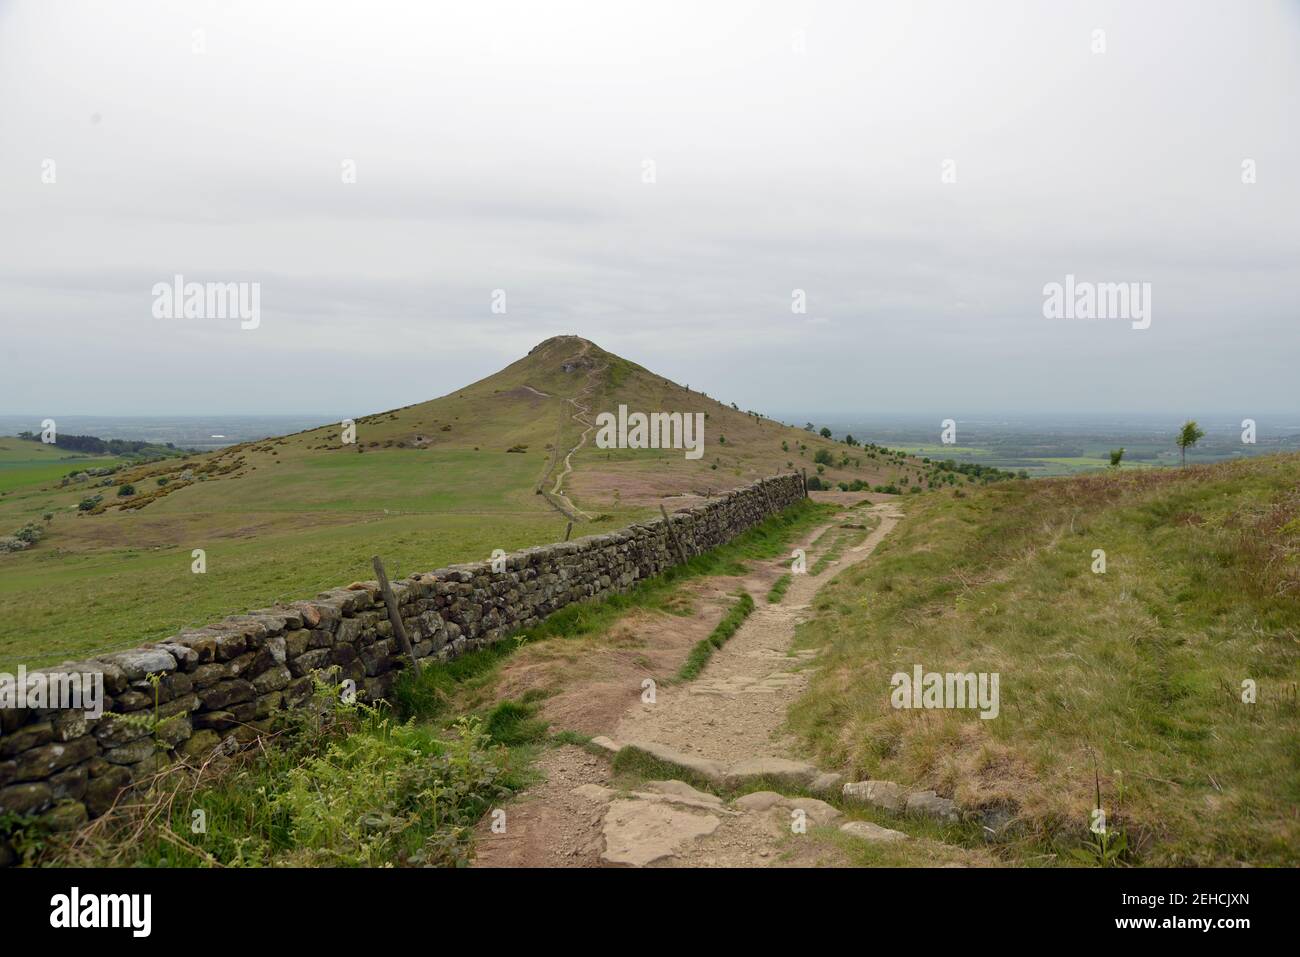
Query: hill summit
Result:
<box><xmin>299</xmin><ymin>334</ymin><xmax>926</xmax><ymax>508</ymax></box>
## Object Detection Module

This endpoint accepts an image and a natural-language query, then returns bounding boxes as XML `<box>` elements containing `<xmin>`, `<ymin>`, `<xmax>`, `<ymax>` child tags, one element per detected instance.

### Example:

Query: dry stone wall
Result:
<box><xmin>0</xmin><ymin>473</ymin><xmax>805</xmax><ymax>838</ymax></box>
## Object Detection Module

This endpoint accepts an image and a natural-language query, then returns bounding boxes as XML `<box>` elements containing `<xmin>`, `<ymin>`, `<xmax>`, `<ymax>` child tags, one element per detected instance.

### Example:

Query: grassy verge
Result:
<box><xmin>677</xmin><ymin>592</ymin><xmax>755</xmax><ymax>680</ymax></box>
<box><xmin>788</xmin><ymin>454</ymin><xmax>1300</xmax><ymax>866</ymax></box>
<box><xmin>29</xmin><ymin>684</ymin><xmax>526</xmax><ymax>868</ymax></box>
<box><xmin>767</xmin><ymin>573</ymin><xmax>792</xmax><ymax>603</ymax></box>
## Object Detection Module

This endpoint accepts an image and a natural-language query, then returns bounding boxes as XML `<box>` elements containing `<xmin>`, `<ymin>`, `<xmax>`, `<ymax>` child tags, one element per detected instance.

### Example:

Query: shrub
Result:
<box><xmin>14</xmin><ymin>524</ymin><xmax>42</xmax><ymax>544</ymax></box>
<box><xmin>117</xmin><ymin>484</ymin><xmax>136</xmax><ymax>497</ymax></box>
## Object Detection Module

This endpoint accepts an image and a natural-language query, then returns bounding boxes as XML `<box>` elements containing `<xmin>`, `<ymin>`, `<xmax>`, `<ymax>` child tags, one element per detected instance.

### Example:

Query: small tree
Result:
<box><xmin>1109</xmin><ymin>448</ymin><xmax>1125</xmax><ymax>468</ymax></box>
<box><xmin>1176</xmin><ymin>421</ymin><xmax>1204</xmax><ymax>467</ymax></box>
<box><xmin>819</xmin><ymin>427</ymin><xmax>832</xmax><ymax>439</ymax></box>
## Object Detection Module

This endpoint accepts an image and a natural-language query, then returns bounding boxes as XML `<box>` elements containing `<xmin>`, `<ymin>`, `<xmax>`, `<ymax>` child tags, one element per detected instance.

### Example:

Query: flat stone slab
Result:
<box><xmin>842</xmin><ymin>779</ymin><xmax>907</xmax><ymax>812</ymax></box>
<box><xmin>600</xmin><ymin>799</ymin><xmax>721</xmax><ymax>867</ymax></box>
<box><xmin>840</xmin><ymin>820</ymin><xmax>908</xmax><ymax>842</ymax></box>
<box><xmin>589</xmin><ymin>735</ymin><xmax>622</xmax><ymax>755</ymax></box>
<box><xmin>733</xmin><ymin>791</ymin><xmax>842</xmax><ymax>834</ymax></box>
<box><xmin>724</xmin><ymin>757</ymin><xmax>818</xmax><ymax>788</ymax></box>
<box><xmin>638</xmin><ymin>780</ymin><xmax>724</xmax><ymax>808</ymax></box>
<box><xmin>784</xmin><ymin>796</ymin><xmax>843</xmax><ymax>827</ymax></box>
<box><xmin>733</xmin><ymin>790</ymin><xmax>786</xmax><ymax>812</ymax></box>
<box><xmin>624</xmin><ymin>742</ymin><xmax>725</xmax><ymax>784</ymax></box>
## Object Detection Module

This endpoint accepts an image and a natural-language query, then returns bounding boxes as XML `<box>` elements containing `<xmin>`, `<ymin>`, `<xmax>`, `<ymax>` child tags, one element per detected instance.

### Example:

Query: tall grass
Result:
<box><xmin>788</xmin><ymin>454</ymin><xmax>1300</xmax><ymax>866</ymax></box>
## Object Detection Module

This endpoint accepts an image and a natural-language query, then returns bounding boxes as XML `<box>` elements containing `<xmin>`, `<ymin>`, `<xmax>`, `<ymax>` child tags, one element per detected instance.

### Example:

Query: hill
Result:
<box><xmin>0</xmin><ymin>336</ymin><xmax>929</xmax><ymax>670</ymax></box>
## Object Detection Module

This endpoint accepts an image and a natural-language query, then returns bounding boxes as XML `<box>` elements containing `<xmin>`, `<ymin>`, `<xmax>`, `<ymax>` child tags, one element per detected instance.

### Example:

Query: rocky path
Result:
<box><xmin>611</xmin><ymin>503</ymin><xmax>902</xmax><ymax>768</ymax></box>
<box><xmin>474</xmin><ymin>502</ymin><xmax>958</xmax><ymax>868</ymax></box>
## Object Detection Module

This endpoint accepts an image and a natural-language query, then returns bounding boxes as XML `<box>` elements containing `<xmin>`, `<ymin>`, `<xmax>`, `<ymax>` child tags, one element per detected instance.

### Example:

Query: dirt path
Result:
<box><xmin>613</xmin><ymin>503</ymin><xmax>902</xmax><ymax>765</ymax></box>
<box><xmin>535</xmin><ymin>340</ymin><xmax>603</xmax><ymax>521</ymax></box>
<box><xmin>475</xmin><ymin>502</ymin><xmax>910</xmax><ymax>868</ymax></box>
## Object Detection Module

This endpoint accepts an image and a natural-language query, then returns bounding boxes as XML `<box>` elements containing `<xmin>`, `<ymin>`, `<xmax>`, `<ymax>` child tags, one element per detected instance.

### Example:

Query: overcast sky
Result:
<box><xmin>1</xmin><ymin>0</ymin><xmax>1297</xmax><ymax>419</ymax></box>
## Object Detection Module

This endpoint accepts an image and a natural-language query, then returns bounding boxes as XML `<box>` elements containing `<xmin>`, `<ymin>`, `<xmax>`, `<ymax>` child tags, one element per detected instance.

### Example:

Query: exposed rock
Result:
<box><xmin>589</xmin><ymin>735</ymin><xmax>622</xmax><ymax>755</ymax></box>
<box><xmin>724</xmin><ymin>757</ymin><xmax>818</xmax><ymax>788</ymax></box>
<box><xmin>906</xmin><ymin>790</ymin><xmax>959</xmax><ymax>822</ymax></box>
<box><xmin>634</xmin><ymin>780</ymin><xmax>727</xmax><ymax>812</ymax></box>
<box><xmin>623</xmin><ymin>742</ymin><xmax>725</xmax><ymax>784</ymax></box>
<box><xmin>733</xmin><ymin>791</ymin><xmax>786</xmax><ymax>812</ymax></box>
<box><xmin>842</xmin><ymin>779</ymin><xmax>907</xmax><ymax>812</ymax></box>
<box><xmin>600</xmin><ymin>798</ymin><xmax>721</xmax><ymax>867</ymax></box>
<box><xmin>785</xmin><ymin>796</ymin><xmax>843</xmax><ymax>827</ymax></box>
<box><xmin>840</xmin><ymin>820</ymin><xmax>908</xmax><ymax>842</ymax></box>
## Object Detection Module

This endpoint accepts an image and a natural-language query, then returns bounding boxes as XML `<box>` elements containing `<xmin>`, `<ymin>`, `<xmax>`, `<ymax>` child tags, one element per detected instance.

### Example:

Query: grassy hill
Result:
<box><xmin>789</xmin><ymin>452</ymin><xmax>1300</xmax><ymax>865</ymax></box>
<box><xmin>0</xmin><ymin>336</ymin><xmax>928</xmax><ymax>670</ymax></box>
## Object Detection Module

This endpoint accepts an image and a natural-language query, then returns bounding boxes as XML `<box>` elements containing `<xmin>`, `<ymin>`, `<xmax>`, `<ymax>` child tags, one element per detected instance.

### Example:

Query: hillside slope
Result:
<box><xmin>788</xmin><ymin>452</ymin><xmax>1300</xmax><ymax>865</ymax></box>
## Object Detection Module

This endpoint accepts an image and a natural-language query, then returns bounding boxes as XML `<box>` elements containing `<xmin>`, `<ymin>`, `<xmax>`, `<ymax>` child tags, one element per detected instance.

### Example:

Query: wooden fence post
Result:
<box><xmin>659</xmin><ymin>505</ymin><xmax>690</xmax><ymax>566</ymax></box>
<box><xmin>564</xmin><ymin>522</ymin><xmax>573</xmax><ymax>541</ymax></box>
<box><xmin>372</xmin><ymin>555</ymin><xmax>422</xmax><ymax>676</ymax></box>
<box><xmin>801</xmin><ymin>468</ymin><xmax>808</xmax><ymax>498</ymax></box>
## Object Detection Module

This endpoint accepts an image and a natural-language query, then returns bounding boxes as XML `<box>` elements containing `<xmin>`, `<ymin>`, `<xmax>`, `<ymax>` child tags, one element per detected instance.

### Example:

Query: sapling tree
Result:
<box><xmin>1176</xmin><ymin>421</ymin><xmax>1204</xmax><ymax>467</ymax></box>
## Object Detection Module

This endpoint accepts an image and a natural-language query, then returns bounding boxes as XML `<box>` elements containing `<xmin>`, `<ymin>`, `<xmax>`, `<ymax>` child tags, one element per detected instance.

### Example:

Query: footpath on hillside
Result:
<box><xmin>471</xmin><ymin>500</ymin><xmax>984</xmax><ymax>868</ymax></box>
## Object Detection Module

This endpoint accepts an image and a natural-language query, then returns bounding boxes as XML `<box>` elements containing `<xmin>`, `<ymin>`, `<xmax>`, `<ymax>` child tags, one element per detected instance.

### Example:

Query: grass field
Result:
<box><xmin>0</xmin><ymin>439</ymin><xmax>124</xmax><ymax>495</ymax></box>
<box><xmin>788</xmin><ymin>453</ymin><xmax>1300</xmax><ymax>866</ymax></box>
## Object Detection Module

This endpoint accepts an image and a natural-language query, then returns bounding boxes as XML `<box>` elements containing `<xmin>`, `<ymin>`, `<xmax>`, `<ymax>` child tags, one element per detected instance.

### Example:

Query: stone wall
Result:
<box><xmin>0</xmin><ymin>473</ymin><xmax>805</xmax><ymax>836</ymax></box>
